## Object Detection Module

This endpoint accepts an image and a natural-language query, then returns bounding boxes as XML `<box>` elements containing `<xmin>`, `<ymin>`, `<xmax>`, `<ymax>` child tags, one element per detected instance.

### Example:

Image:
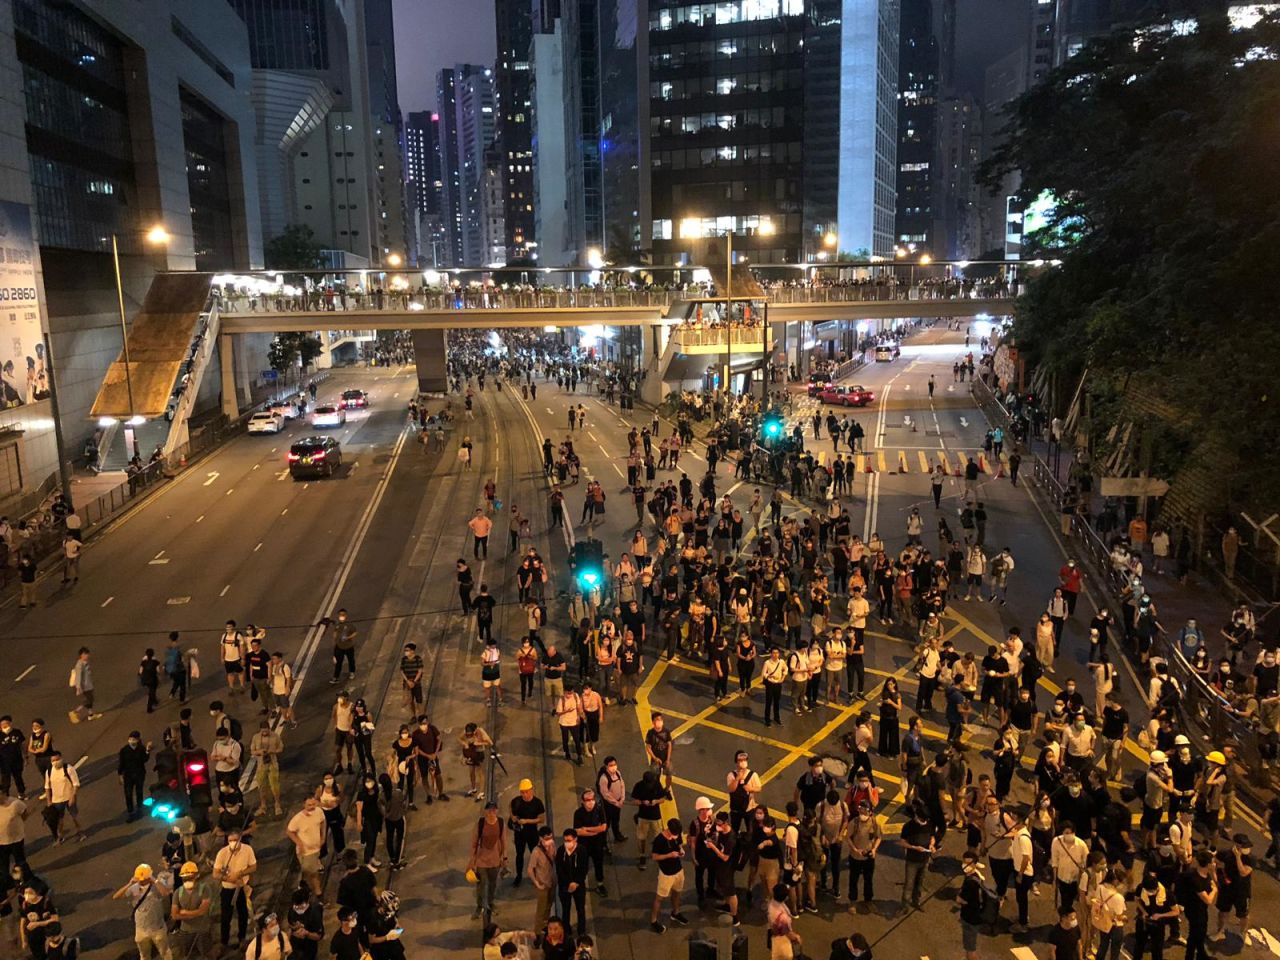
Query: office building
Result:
<box><xmin>530</xmin><ymin>23</ymin><xmax>571</xmax><ymax>265</ymax></box>
<box><xmin>495</xmin><ymin>0</ymin><xmax>536</xmax><ymax>261</ymax></box>
<box><xmin>935</xmin><ymin>94</ymin><xmax>981</xmax><ymax>258</ymax></box>
<box><xmin>0</xmin><ymin>0</ymin><xmax>265</xmax><ymax>505</ymax></box>
<box><xmin>232</xmin><ymin>0</ymin><xmax>382</xmax><ymax>265</ymax></box>
<box><xmin>455</xmin><ymin>68</ymin><xmax>499</xmax><ymax>266</ymax></box>
<box><xmin>648</xmin><ymin>0</ymin><xmax>899</xmax><ymax>265</ymax></box>
<box><xmin>365</xmin><ymin>0</ymin><xmax>408</xmax><ymax>262</ymax></box>
<box><xmin>436</xmin><ymin>64</ymin><xmax>488</xmax><ymax>265</ymax></box>
<box><xmin>895</xmin><ymin>0</ymin><xmax>940</xmax><ymax>254</ymax></box>
<box><xmin>405</xmin><ymin>110</ymin><xmax>446</xmax><ymax>265</ymax></box>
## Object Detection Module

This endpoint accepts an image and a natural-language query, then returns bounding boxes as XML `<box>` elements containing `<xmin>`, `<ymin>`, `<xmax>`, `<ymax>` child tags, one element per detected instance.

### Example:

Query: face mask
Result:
<box><xmin>1065</xmin><ymin>917</ymin><xmax>1079</xmax><ymax>929</ymax></box>
<box><xmin>266</xmin><ymin>926</ymin><xmax>280</xmax><ymax>939</ymax></box>
<box><xmin>183</xmin><ymin>881</ymin><xmax>196</xmax><ymax>890</ymax></box>
<box><xmin>1040</xmin><ymin>800</ymin><xmax>1050</xmax><ymax>809</ymax></box>
<box><xmin>813</xmin><ymin>768</ymin><xmax>823</xmax><ymax>778</ymax></box>
<box><xmin>1068</xmin><ymin>786</ymin><xmax>1081</xmax><ymax>797</ymax></box>
<box><xmin>128</xmin><ymin>739</ymin><xmax>139</xmax><ymax>747</ymax></box>
<box><xmin>323</xmin><ymin>777</ymin><xmax>335</xmax><ymax>785</ymax></box>
<box><xmin>1158</xmin><ymin>845</ymin><xmax>1173</xmax><ymax>856</ymax></box>
<box><xmin>294</xmin><ymin>905</ymin><xmax>309</xmax><ymax>914</ymax></box>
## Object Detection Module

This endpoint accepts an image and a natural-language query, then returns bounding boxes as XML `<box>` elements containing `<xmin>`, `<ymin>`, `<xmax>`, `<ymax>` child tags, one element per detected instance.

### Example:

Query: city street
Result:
<box><xmin>10</xmin><ymin>331</ymin><xmax>1280</xmax><ymax>960</ymax></box>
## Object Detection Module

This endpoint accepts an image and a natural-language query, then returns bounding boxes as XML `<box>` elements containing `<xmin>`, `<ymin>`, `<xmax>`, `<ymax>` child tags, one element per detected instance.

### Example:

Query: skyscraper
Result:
<box><xmin>455</xmin><ymin>68</ymin><xmax>499</xmax><ymax>266</ymax></box>
<box><xmin>364</xmin><ymin>0</ymin><xmax>408</xmax><ymax>262</ymax></box>
<box><xmin>405</xmin><ymin>111</ymin><xmax>445</xmax><ymax>265</ymax></box>
<box><xmin>895</xmin><ymin>0</ymin><xmax>941</xmax><ymax>254</ymax></box>
<box><xmin>436</xmin><ymin>64</ymin><xmax>488</xmax><ymax>265</ymax></box>
<box><xmin>495</xmin><ymin>0</ymin><xmax>536</xmax><ymax>261</ymax></box>
<box><xmin>648</xmin><ymin>0</ymin><xmax>898</xmax><ymax>263</ymax></box>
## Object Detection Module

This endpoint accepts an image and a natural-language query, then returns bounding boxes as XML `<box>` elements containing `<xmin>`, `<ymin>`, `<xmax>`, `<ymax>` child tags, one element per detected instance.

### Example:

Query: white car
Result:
<box><xmin>310</xmin><ymin>404</ymin><xmax>346</xmax><ymax>428</ymax></box>
<box><xmin>269</xmin><ymin>398</ymin><xmax>301</xmax><ymax>420</ymax></box>
<box><xmin>248</xmin><ymin>411</ymin><xmax>285</xmax><ymax>434</ymax></box>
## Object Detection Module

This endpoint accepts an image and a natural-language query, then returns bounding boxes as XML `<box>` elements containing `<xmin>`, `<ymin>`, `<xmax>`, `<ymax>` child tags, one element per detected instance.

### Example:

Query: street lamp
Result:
<box><xmin>386</xmin><ymin>253</ymin><xmax>403</xmax><ymax>268</ymax></box>
<box><xmin>111</xmin><ymin>224</ymin><xmax>170</xmax><ymax>427</ymax></box>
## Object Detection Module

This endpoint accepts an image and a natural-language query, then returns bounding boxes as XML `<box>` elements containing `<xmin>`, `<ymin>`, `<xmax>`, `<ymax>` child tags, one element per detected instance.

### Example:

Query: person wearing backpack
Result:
<box><xmin>1091</xmin><ymin>867</ymin><xmax>1129</xmax><ymax>960</ymax></box>
<box><xmin>243</xmin><ymin>911</ymin><xmax>292</xmax><ymax>959</ymax></box>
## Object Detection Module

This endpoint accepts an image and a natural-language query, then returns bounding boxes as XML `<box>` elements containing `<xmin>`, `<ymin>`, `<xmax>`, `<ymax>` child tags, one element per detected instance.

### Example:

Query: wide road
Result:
<box><xmin>472</xmin><ymin>326</ymin><xmax>1280</xmax><ymax>960</ymax></box>
<box><xmin>1</xmin><ymin>366</ymin><xmax>434</xmax><ymax>956</ymax></box>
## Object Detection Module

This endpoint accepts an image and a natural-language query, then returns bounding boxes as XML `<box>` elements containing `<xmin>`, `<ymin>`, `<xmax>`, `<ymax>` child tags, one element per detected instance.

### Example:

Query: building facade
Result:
<box><xmin>405</xmin><ymin>110</ymin><xmax>445</xmax><ymax>266</ymax></box>
<box><xmin>1</xmin><ymin>0</ymin><xmax>265</xmax><ymax>506</ymax></box>
<box><xmin>495</xmin><ymin>0</ymin><xmax>535</xmax><ymax>262</ymax></box>
<box><xmin>454</xmin><ymin>68</ymin><xmax>498</xmax><ymax>266</ymax></box>
<box><xmin>435</xmin><ymin>64</ymin><xmax>488</xmax><ymax>266</ymax></box>
<box><xmin>895</xmin><ymin>0</ymin><xmax>940</xmax><ymax>255</ymax></box>
<box><xmin>647</xmin><ymin>0</ymin><xmax>899</xmax><ymax>265</ymax></box>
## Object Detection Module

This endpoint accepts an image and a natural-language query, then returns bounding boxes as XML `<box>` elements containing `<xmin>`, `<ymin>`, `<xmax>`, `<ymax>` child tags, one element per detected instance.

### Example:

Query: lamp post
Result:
<box><xmin>110</xmin><ymin>225</ymin><xmax>170</xmax><ymax>429</ymax></box>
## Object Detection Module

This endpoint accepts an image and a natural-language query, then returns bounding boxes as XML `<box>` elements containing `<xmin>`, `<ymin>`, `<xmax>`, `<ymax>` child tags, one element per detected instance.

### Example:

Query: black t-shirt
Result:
<box><xmin>1253</xmin><ymin>662</ymin><xmax>1279</xmax><ymax>698</ymax></box>
<box><xmin>337</xmin><ymin>866</ymin><xmax>378</xmax><ymax>914</ymax></box>
<box><xmin>1220</xmin><ymin>850</ymin><xmax>1253</xmax><ymax>901</ymax></box>
<box><xmin>573</xmin><ymin>804</ymin><xmax>606</xmax><ymax>845</ymax></box>
<box><xmin>645</xmin><ymin>727</ymin><xmax>672</xmax><ymax>763</ymax></box>
<box><xmin>245</xmin><ymin>651</ymin><xmax>270</xmax><ymax>679</ymax></box>
<box><xmin>542</xmin><ymin>652</ymin><xmax>566</xmax><ymax>677</ymax></box>
<box><xmin>1177</xmin><ymin>870</ymin><xmax>1212</xmax><ymax>922</ymax></box>
<box><xmin>631</xmin><ymin>778</ymin><xmax>668</xmax><ymax>821</ymax></box>
<box><xmin>473</xmin><ymin>594</ymin><xmax>496</xmax><ymax>622</ymax></box>
<box><xmin>330</xmin><ymin>929</ymin><xmax>364</xmax><ymax>960</ymax></box>
<box><xmin>1009</xmin><ymin>699</ymin><xmax>1037</xmax><ymax>731</ymax></box>
<box><xmin>411</xmin><ymin>726</ymin><xmax>441</xmax><ymax>756</ymax></box>
<box><xmin>619</xmin><ymin>646</ymin><xmax>641</xmax><ymax>675</ymax></box>
<box><xmin>1101</xmin><ymin>705</ymin><xmax>1129</xmax><ymax>740</ymax></box>
<box><xmin>901</xmin><ymin>820</ymin><xmax>933</xmax><ymax>862</ymax></box>
<box><xmin>652</xmin><ymin>833</ymin><xmax>685</xmax><ymax>875</ymax></box>
<box><xmin>828</xmin><ymin>937</ymin><xmax>861</xmax><ymax>960</ymax></box>
<box><xmin>510</xmin><ymin>796</ymin><xmax>545</xmax><ymax>834</ymax></box>
<box><xmin>1048</xmin><ymin>923</ymin><xmax>1082</xmax><ymax>959</ymax></box>
<box><xmin>959</xmin><ymin>874</ymin><xmax>985</xmax><ymax>924</ymax></box>
<box><xmin>287</xmin><ymin>904</ymin><xmax>324</xmax><ymax>960</ymax></box>
<box><xmin>796</xmin><ymin>771</ymin><xmax>833</xmax><ymax>810</ymax></box>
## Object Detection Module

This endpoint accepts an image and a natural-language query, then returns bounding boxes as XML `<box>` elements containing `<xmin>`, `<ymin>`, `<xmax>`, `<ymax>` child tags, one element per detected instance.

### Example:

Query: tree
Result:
<box><xmin>264</xmin><ymin>225</ymin><xmax>325</xmax><ymax>271</ymax></box>
<box><xmin>980</xmin><ymin>12</ymin><xmax>1280</xmax><ymax>511</ymax></box>
<box><xmin>269</xmin><ymin>333</ymin><xmax>323</xmax><ymax>385</ymax></box>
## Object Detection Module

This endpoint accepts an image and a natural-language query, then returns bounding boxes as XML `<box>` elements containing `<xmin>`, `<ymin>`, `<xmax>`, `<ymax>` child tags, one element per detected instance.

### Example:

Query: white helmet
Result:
<box><xmin>1174</xmin><ymin>734</ymin><xmax>1191</xmax><ymax>747</ymax></box>
<box><xmin>1149</xmin><ymin>750</ymin><xmax>1167</xmax><ymax>765</ymax></box>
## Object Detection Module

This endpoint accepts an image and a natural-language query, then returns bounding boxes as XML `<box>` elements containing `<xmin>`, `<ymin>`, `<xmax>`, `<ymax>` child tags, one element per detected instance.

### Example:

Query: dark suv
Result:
<box><xmin>287</xmin><ymin>436</ymin><xmax>342</xmax><ymax>479</ymax></box>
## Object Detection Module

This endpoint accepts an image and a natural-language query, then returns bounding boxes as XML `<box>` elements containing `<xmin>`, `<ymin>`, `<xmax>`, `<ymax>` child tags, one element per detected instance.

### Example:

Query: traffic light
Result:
<box><xmin>572</xmin><ymin>540</ymin><xmax>605</xmax><ymax>592</ymax></box>
<box><xmin>182</xmin><ymin>748</ymin><xmax>212</xmax><ymax>808</ymax></box>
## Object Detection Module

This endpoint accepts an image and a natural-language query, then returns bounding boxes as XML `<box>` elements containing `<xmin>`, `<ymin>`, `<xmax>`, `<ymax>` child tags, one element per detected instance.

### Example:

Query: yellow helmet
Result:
<box><xmin>179</xmin><ymin>862</ymin><xmax>199</xmax><ymax>878</ymax></box>
<box><xmin>133</xmin><ymin>864</ymin><xmax>154</xmax><ymax>882</ymax></box>
<box><xmin>1206</xmin><ymin>751</ymin><xmax>1227</xmax><ymax>766</ymax></box>
<box><xmin>518</xmin><ymin>778</ymin><xmax>534</xmax><ymax>792</ymax></box>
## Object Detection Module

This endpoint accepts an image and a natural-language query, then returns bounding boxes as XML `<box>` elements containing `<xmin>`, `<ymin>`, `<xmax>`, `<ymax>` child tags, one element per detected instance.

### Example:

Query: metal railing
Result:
<box><xmin>215</xmin><ymin>282</ymin><xmax>1015</xmax><ymax>316</ymax></box>
<box><xmin>972</xmin><ymin>375</ymin><xmax>1272</xmax><ymax>788</ymax></box>
<box><xmin>162</xmin><ymin>306</ymin><xmax>219</xmax><ymax>457</ymax></box>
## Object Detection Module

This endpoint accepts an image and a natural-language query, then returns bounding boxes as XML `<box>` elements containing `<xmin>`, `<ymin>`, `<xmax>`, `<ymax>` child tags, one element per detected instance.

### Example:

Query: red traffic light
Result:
<box><xmin>185</xmin><ymin>760</ymin><xmax>206</xmax><ymax>774</ymax></box>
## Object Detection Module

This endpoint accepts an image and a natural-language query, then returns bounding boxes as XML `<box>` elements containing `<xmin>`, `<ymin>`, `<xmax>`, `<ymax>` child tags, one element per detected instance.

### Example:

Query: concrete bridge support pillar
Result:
<box><xmin>220</xmin><ymin>332</ymin><xmax>240</xmax><ymax>418</ymax></box>
<box><xmin>412</xmin><ymin>329</ymin><xmax>449</xmax><ymax>394</ymax></box>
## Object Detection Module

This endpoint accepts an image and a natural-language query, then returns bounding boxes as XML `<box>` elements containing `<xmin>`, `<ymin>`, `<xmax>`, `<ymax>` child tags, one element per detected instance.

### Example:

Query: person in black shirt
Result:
<box><xmin>1177</xmin><ymin>848</ymin><xmax>1217</xmax><ymax>960</ymax></box>
<box><xmin>1099</xmin><ymin>693</ymin><xmax>1129</xmax><ymax>783</ymax></box>
<box><xmin>287</xmin><ymin>888</ymin><xmax>324</xmax><ymax>960</ymax></box>
<box><xmin>117</xmin><ymin>731</ymin><xmax>150</xmax><ymax>821</ymax></box>
<box><xmin>1213</xmin><ymin>834</ymin><xmax>1253</xmax><ymax>944</ymax></box>
<box><xmin>336</xmin><ymin>849</ymin><xmax>378</xmax><ymax>937</ymax></box>
<box><xmin>1048</xmin><ymin>905</ymin><xmax>1083</xmax><ymax>960</ymax></box>
<box><xmin>138</xmin><ymin>649</ymin><xmax>162</xmax><ymax>713</ymax></box>
<box><xmin>899</xmin><ymin>807</ymin><xmax>935</xmax><ymax>909</ymax></box>
<box><xmin>649</xmin><ymin>818</ymin><xmax>689</xmax><ymax>933</ymax></box>
<box><xmin>957</xmin><ymin>849</ymin><xmax>987</xmax><ymax>959</ymax></box>
<box><xmin>330</xmin><ymin>909</ymin><xmax>364</xmax><ymax>960</ymax></box>
<box><xmin>554</xmin><ymin>829</ymin><xmax>589</xmax><ymax>936</ymax></box>
<box><xmin>473</xmin><ymin>585</ymin><xmax>496</xmax><ymax>642</ymax></box>
<box><xmin>1051</xmin><ymin>776</ymin><xmax>1096</xmax><ymax>843</ymax></box>
<box><xmin>572</xmin><ymin>791</ymin><xmax>609</xmax><ymax>896</ymax></box>
<box><xmin>509</xmin><ymin>780</ymin><xmax>546</xmax><ymax>884</ymax></box>
<box><xmin>793</xmin><ymin>757</ymin><xmax>834</xmax><ymax>815</ymax></box>
<box><xmin>456</xmin><ymin>560</ymin><xmax>474</xmax><ymax>614</ymax></box>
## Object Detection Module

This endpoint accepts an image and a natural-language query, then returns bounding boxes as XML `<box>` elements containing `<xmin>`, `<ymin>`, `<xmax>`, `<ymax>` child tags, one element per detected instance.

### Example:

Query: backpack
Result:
<box><xmin>1131</xmin><ymin>769</ymin><xmax>1148</xmax><ymax>801</ymax></box>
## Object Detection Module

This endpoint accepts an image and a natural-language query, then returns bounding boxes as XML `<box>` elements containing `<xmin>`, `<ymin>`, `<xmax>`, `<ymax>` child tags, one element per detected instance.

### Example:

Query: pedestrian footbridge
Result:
<box><xmin>87</xmin><ymin>268</ymin><xmax>1014</xmax><ymax>455</ymax></box>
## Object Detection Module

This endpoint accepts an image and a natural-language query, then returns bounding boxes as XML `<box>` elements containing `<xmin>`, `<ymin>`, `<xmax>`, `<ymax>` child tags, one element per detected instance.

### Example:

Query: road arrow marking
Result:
<box><xmin>203</xmin><ymin>471</ymin><xmax>220</xmax><ymax>486</ymax></box>
<box><xmin>960</xmin><ymin>416</ymin><xmax>969</xmax><ymax>428</ymax></box>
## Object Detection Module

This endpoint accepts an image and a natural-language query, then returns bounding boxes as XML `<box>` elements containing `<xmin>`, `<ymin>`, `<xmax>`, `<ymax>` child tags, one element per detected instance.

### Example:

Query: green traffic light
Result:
<box><xmin>578</xmin><ymin>569</ymin><xmax>601</xmax><ymax>588</ymax></box>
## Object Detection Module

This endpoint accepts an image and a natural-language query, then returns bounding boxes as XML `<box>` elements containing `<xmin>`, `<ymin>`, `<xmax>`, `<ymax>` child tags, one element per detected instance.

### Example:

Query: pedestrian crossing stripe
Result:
<box><xmin>917</xmin><ymin>451</ymin><xmax>930</xmax><ymax>473</ymax></box>
<box><xmin>877</xmin><ymin>450</ymin><xmax>888</xmax><ymax>473</ymax></box>
<box><xmin>828</xmin><ymin>448</ymin><xmax>1012</xmax><ymax>475</ymax></box>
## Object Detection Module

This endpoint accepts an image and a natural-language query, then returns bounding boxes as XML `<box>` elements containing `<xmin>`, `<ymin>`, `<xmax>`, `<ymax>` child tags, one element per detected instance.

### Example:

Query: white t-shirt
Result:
<box><xmin>214</xmin><ymin>841</ymin><xmax>257</xmax><ymax>889</ymax></box>
<box><xmin>1011</xmin><ymin>828</ymin><xmax>1035</xmax><ymax>876</ymax></box>
<box><xmin>288</xmin><ymin>808</ymin><xmax>327</xmax><ymax>855</ymax></box>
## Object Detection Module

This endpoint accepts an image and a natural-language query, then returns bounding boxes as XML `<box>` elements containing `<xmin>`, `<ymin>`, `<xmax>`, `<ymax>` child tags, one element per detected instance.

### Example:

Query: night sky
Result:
<box><xmin>392</xmin><ymin>0</ymin><xmax>1026</xmax><ymax>115</ymax></box>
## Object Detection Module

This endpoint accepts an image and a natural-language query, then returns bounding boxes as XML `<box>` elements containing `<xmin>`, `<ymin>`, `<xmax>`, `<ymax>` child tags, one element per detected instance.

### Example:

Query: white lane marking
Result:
<box><xmin>14</xmin><ymin>664</ymin><xmax>35</xmax><ymax>682</ymax></box>
<box><xmin>101</xmin><ymin>596</ymin><xmax>114</xmax><ymax>607</ymax></box>
<box><xmin>253</xmin><ymin>464</ymin><xmax>260</xmax><ymax>471</ymax></box>
<box><xmin>225</xmin><ymin>488</ymin><xmax>234</xmax><ymax>496</ymax></box>
<box><xmin>612</xmin><ymin>463</ymin><xmax>625</xmax><ymax>479</ymax></box>
<box><xmin>281</xmin><ymin>508</ymin><xmax>288</xmax><ymax>516</ymax></box>
<box><xmin>149</xmin><ymin>558</ymin><xmax>170</xmax><ymax>565</ymax></box>
<box><xmin>254</xmin><ymin>543</ymin><xmax>263</xmax><ymax>552</ymax></box>
<box><xmin>203</xmin><ymin>472</ymin><xmax>220</xmax><ymax>486</ymax></box>
<box><xmin>725</xmin><ymin>481</ymin><xmax>744</xmax><ymax>499</ymax></box>
<box><xmin>196</xmin><ymin>515</ymin><xmax>204</xmax><ymax>523</ymax></box>
<box><xmin>546</xmin><ymin>407</ymin><xmax>554</xmax><ymax>415</ymax></box>
<box><xmin>73</xmin><ymin>755</ymin><xmax>88</xmax><ymax>770</ymax></box>
<box><xmin>588</xmin><ymin>431</ymin><xmax>599</xmax><ymax>442</ymax></box>
<box><xmin>276</xmin><ymin>470</ymin><xmax>289</xmax><ymax>481</ymax></box>
<box><xmin>271</xmin><ymin>448</ymin><xmax>277</xmax><ymax>453</ymax></box>
<box><xmin>154</xmin><ymin>551</ymin><xmax>165</xmax><ymax>560</ymax></box>
<box><xmin>167</xmin><ymin>597</ymin><xmax>190</xmax><ymax>605</ymax></box>
<box><xmin>220</xmin><ymin>585</ymin><xmax>230</xmax><ymax>597</ymax></box>
<box><xmin>303</xmin><ymin>483</ymin><xmax>310</xmax><ymax>490</ymax></box>
<box><xmin>350</xmin><ymin>461</ymin><xmax>359</xmax><ymax>473</ymax></box>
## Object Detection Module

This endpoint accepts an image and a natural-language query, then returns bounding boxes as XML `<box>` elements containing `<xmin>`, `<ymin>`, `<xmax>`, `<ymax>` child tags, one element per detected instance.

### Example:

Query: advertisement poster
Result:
<box><xmin>0</xmin><ymin>200</ymin><xmax>47</xmax><ymax>408</ymax></box>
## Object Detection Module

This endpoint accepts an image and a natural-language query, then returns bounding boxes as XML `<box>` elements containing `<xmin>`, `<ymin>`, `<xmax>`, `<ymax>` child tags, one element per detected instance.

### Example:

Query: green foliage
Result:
<box><xmin>981</xmin><ymin>13</ymin><xmax>1280</xmax><ymax>510</ymax></box>
<box><xmin>264</xmin><ymin>224</ymin><xmax>324</xmax><ymax>271</ymax></box>
<box><xmin>269</xmin><ymin>333</ymin><xmax>323</xmax><ymax>374</ymax></box>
